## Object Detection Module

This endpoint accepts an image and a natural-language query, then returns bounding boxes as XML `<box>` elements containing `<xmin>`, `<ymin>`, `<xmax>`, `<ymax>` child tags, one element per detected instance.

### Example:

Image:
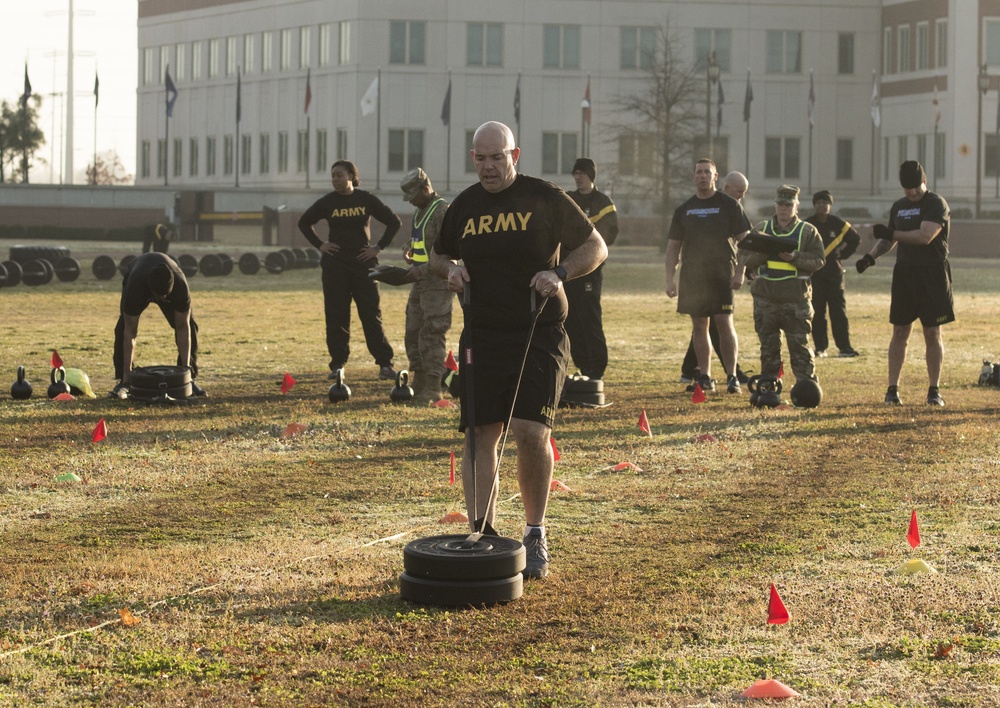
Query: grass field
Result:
<box><xmin>2</xmin><ymin>244</ymin><xmax>1000</xmax><ymax>707</ymax></box>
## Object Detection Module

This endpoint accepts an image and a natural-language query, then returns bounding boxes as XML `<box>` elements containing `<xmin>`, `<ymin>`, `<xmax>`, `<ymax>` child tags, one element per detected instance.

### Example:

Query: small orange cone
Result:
<box><xmin>691</xmin><ymin>383</ymin><xmax>706</xmax><ymax>403</ymax></box>
<box><xmin>438</xmin><ymin>511</ymin><xmax>468</xmax><ymax>524</ymax></box>
<box><xmin>281</xmin><ymin>422</ymin><xmax>308</xmax><ymax>438</ymax></box>
<box><xmin>638</xmin><ymin>410</ymin><xmax>652</xmax><ymax>436</ymax></box>
<box><xmin>550</xmin><ymin>437</ymin><xmax>561</xmax><ymax>461</ymax></box>
<box><xmin>432</xmin><ymin>398</ymin><xmax>457</xmax><ymax>408</ymax></box>
<box><xmin>767</xmin><ymin>583</ymin><xmax>789</xmax><ymax>624</ymax></box>
<box><xmin>91</xmin><ymin>418</ymin><xmax>108</xmax><ymax>443</ymax></box>
<box><xmin>280</xmin><ymin>372</ymin><xmax>296</xmax><ymax>394</ymax></box>
<box><xmin>907</xmin><ymin>509</ymin><xmax>921</xmax><ymax>548</ymax></box>
<box><xmin>739</xmin><ymin>679</ymin><xmax>800</xmax><ymax>699</ymax></box>
<box><xmin>550</xmin><ymin>479</ymin><xmax>572</xmax><ymax>492</ymax></box>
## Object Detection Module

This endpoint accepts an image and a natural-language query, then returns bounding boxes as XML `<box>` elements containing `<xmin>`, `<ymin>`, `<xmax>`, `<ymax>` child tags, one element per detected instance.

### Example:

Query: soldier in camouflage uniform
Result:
<box><xmin>742</xmin><ymin>185</ymin><xmax>826</xmax><ymax>384</ymax></box>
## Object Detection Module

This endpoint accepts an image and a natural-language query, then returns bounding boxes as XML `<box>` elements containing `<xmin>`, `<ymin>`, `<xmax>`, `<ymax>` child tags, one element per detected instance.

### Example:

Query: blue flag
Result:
<box><xmin>165</xmin><ymin>67</ymin><xmax>178</xmax><ymax>118</ymax></box>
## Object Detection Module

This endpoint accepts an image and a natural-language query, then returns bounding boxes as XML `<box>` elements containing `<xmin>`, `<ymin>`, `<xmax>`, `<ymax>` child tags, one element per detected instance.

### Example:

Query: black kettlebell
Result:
<box><xmin>755</xmin><ymin>376</ymin><xmax>783</xmax><ymax>409</ymax></box>
<box><xmin>390</xmin><ymin>370</ymin><xmax>414</xmax><ymax>403</ymax></box>
<box><xmin>746</xmin><ymin>375</ymin><xmax>761</xmax><ymax>407</ymax></box>
<box><xmin>48</xmin><ymin>366</ymin><xmax>71</xmax><ymax>399</ymax></box>
<box><xmin>328</xmin><ymin>368</ymin><xmax>351</xmax><ymax>403</ymax></box>
<box><xmin>11</xmin><ymin>366</ymin><xmax>33</xmax><ymax>400</ymax></box>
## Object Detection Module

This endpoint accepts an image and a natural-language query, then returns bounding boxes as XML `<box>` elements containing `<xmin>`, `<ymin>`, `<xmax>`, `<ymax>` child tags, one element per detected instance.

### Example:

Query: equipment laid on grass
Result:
<box><xmin>127</xmin><ymin>365</ymin><xmax>193</xmax><ymax>401</ymax></box>
<box><xmin>10</xmin><ymin>366</ymin><xmax>33</xmax><ymax>400</ymax></box>
<box><xmin>328</xmin><ymin>368</ymin><xmax>351</xmax><ymax>402</ymax></box>
<box><xmin>748</xmin><ymin>375</ymin><xmax>783</xmax><ymax>408</ymax></box>
<box><xmin>979</xmin><ymin>360</ymin><xmax>1000</xmax><ymax>387</ymax></box>
<box><xmin>92</xmin><ymin>255</ymin><xmax>117</xmax><ymax>280</ymax></box>
<box><xmin>54</xmin><ymin>256</ymin><xmax>81</xmax><ymax>282</ymax></box>
<box><xmin>790</xmin><ymin>379</ymin><xmax>823</xmax><ymax>408</ymax></box>
<box><xmin>64</xmin><ymin>368</ymin><xmax>97</xmax><ymax>399</ymax></box>
<box><xmin>22</xmin><ymin>259</ymin><xmax>54</xmax><ymax>286</ymax></box>
<box><xmin>238</xmin><ymin>253</ymin><xmax>261</xmax><ymax>275</ymax></box>
<box><xmin>560</xmin><ymin>374</ymin><xmax>611</xmax><ymax>408</ymax></box>
<box><xmin>118</xmin><ymin>255</ymin><xmax>136</xmax><ymax>276</ymax></box>
<box><xmin>389</xmin><ymin>370</ymin><xmax>414</xmax><ymax>403</ymax></box>
<box><xmin>47</xmin><ymin>367</ymin><xmax>71</xmax><ymax>399</ymax></box>
<box><xmin>2</xmin><ymin>260</ymin><xmax>22</xmax><ymax>287</ymax></box>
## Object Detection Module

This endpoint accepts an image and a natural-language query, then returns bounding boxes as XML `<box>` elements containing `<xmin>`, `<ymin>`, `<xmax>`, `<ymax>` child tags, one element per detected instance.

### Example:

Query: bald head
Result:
<box><xmin>471</xmin><ymin>121</ymin><xmax>520</xmax><ymax>193</ymax></box>
<box><xmin>722</xmin><ymin>172</ymin><xmax>749</xmax><ymax>203</ymax></box>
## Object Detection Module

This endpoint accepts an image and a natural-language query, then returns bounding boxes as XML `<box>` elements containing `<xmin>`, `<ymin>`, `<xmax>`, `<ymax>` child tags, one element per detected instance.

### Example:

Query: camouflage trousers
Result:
<box><xmin>752</xmin><ymin>295</ymin><xmax>816</xmax><ymax>382</ymax></box>
<box><xmin>405</xmin><ymin>279</ymin><xmax>454</xmax><ymax>396</ymax></box>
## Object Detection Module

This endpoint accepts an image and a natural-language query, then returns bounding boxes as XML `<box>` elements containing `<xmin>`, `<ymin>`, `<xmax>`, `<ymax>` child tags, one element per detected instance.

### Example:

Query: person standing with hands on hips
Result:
<box><xmin>298</xmin><ymin>160</ymin><xmax>401</xmax><ymax>380</ymax></box>
<box><xmin>565</xmin><ymin>157</ymin><xmax>617</xmax><ymax>382</ymax></box>
<box><xmin>856</xmin><ymin>160</ymin><xmax>953</xmax><ymax>406</ymax></box>
<box><xmin>431</xmin><ymin>121</ymin><xmax>607</xmax><ymax>579</ymax></box>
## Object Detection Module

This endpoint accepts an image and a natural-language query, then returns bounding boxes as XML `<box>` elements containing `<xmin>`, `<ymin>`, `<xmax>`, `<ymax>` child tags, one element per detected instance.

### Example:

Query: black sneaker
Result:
<box><xmin>839</xmin><ymin>349</ymin><xmax>861</xmax><ymax>358</ymax></box>
<box><xmin>108</xmin><ymin>382</ymin><xmax>129</xmax><ymax>400</ymax></box>
<box><xmin>378</xmin><ymin>365</ymin><xmax>398</xmax><ymax>380</ymax></box>
<box><xmin>726</xmin><ymin>375</ymin><xmax>741</xmax><ymax>394</ymax></box>
<box><xmin>927</xmin><ymin>390</ymin><xmax>945</xmax><ymax>406</ymax></box>
<box><xmin>190</xmin><ymin>382</ymin><xmax>207</xmax><ymax>397</ymax></box>
<box><xmin>522</xmin><ymin>529</ymin><xmax>550</xmax><ymax>579</ymax></box>
<box><xmin>884</xmin><ymin>389</ymin><xmax>902</xmax><ymax>405</ymax></box>
<box><xmin>695</xmin><ymin>374</ymin><xmax>715</xmax><ymax>392</ymax></box>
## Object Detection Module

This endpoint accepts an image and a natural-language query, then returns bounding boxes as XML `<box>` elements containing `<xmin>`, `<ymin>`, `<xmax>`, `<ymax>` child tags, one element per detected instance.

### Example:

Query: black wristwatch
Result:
<box><xmin>554</xmin><ymin>265</ymin><xmax>568</xmax><ymax>282</ymax></box>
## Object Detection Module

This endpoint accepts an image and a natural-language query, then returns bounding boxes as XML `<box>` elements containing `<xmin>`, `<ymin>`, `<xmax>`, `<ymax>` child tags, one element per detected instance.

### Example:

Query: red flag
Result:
<box><xmin>304</xmin><ymin>68</ymin><xmax>312</xmax><ymax>114</ymax></box>
<box><xmin>91</xmin><ymin>418</ymin><xmax>108</xmax><ymax>443</ymax></box>
<box><xmin>445</xmin><ymin>350</ymin><xmax>458</xmax><ymax>371</ymax></box>
<box><xmin>581</xmin><ymin>77</ymin><xmax>591</xmax><ymax>125</ymax></box>
<box><xmin>449</xmin><ymin>452</ymin><xmax>455</xmax><ymax>485</ymax></box>
<box><xmin>767</xmin><ymin>583</ymin><xmax>789</xmax><ymax>624</ymax></box>
<box><xmin>691</xmin><ymin>383</ymin><xmax>706</xmax><ymax>404</ymax></box>
<box><xmin>51</xmin><ymin>350</ymin><xmax>63</xmax><ymax>368</ymax></box>
<box><xmin>907</xmin><ymin>509</ymin><xmax>921</xmax><ymax>548</ymax></box>
<box><xmin>280</xmin><ymin>373</ymin><xmax>296</xmax><ymax>394</ymax></box>
<box><xmin>549</xmin><ymin>437</ymin><xmax>560</xmax><ymax>461</ymax></box>
<box><xmin>638</xmin><ymin>410</ymin><xmax>651</xmax><ymax>436</ymax></box>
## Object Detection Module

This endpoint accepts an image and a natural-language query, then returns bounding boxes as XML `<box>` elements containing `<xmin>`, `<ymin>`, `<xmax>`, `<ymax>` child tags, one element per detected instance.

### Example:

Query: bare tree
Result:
<box><xmin>86</xmin><ymin>150</ymin><xmax>134</xmax><ymax>185</ymax></box>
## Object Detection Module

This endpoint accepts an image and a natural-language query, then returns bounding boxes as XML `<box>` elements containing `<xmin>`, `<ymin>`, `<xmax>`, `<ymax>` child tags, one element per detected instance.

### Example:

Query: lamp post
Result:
<box><xmin>975</xmin><ymin>63</ymin><xmax>989</xmax><ymax>219</ymax></box>
<box><xmin>706</xmin><ymin>51</ymin><xmax>720</xmax><ymax>159</ymax></box>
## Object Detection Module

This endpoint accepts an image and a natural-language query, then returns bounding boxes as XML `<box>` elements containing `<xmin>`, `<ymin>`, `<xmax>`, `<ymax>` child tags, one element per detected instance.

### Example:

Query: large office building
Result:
<box><xmin>135</xmin><ymin>0</ymin><xmax>1000</xmax><ymax>214</ymax></box>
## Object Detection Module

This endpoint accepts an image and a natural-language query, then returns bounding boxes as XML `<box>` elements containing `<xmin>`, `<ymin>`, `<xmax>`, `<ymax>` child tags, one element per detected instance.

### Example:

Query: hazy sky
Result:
<box><xmin>2</xmin><ymin>0</ymin><xmax>138</xmax><ymax>183</ymax></box>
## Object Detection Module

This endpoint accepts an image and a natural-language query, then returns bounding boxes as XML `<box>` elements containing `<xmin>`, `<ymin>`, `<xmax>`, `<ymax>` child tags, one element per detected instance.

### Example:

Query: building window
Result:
<box><xmin>297</xmin><ymin>130</ymin><xmax>309</xmax><ymax>173</ymax></box>
<box><xmin>388</xmin><ymin>129</ymin><xmax>424</xmax><ymax>171</ymax></box>
<box><xmin>390</xmin><ymin>21</ymin><xmax>425</xmax><ymax>64</ymax></box>
<box><xmin>339</xmin><ymin>22</ymin><xmax>351</xmax><ymax>64</ymax></box>
<box><xmin>617</xmin><ymin>133</ymin><xmax>655</xmax><ymax>177</ymax></box>
<box><xmin>140</xmin><ymin>140</ymin><xmax>150</xmax><ymax>178</ymax></box>
<box><xmin>836</xmin><ymin>138</ymin><xmax>853</xmax><ymax>180</ymax></box>
<box><xmin>467</xmin><ymin>23</ymin><xmax>503</xmax><ymax>67</ymax></box>
<box><xmin>175</xmin><ymin>44</ymin><xmax>186</xmax><ymax>80</ymax></box>
<box><xmin>143</xmin><ymin>48</ymin><xmax>155</xmax><ymax>86</ymax></box>
<box><xmin>224</xmin><ymin>135</ymin><xmax>234</xmax><ymax>175</ymax></box>
<box><xmin>300</xmin><ymin>26</ymin><xmax>311</xmax><ymax>68</ymax></box>
<box><xmin>883</xmin><ymin>27</ymin><xmax>893</xmax><ymax>75</ymax></box>
<box><xmin>934</xmin><ymin>132</ymin><xmax>946</xmax><ymax>177</ymax></box>
<box><xmin>280</xmin><ymin>29</ymin><xmax>293</xmax><ymax>70</ymax></box>
<box><xmin>227</xmin><ymin>36</ymin><xmax>239</xmax><ymax>76</ymax></box>
<box><xmin>209</xmin><ymin>38</ymin><xmax>220</xmax><ymax>78</ymax></box>
<box><xmin>206</xmin><ymin>136</ymin><xmax>216</xmax><ymax>176</ymax></box>
<box><xmin>621</xmin><ymin>26</ymin><xmax>656</xmax><ymax>70</ymax></box>
<box><xmin>316</xmin><ymin>129</ymin><xmax>327</xmax><ymax>172</ymax></box>
<box><xmin>241</xmin><ymin>135</ymin><xmax>251</xmax><ymax>174</ymax></box>
<box><xmin>543</xmin><ymin>24</ymin><xmax>580</xmax><ymax>69</ymax></box>
<box><xmin>897</xmin><ymin>135</ymin><xmax>908</xmax><ymax>164</ymax></box>
<box><xmin>189</xmin><ymin>138</ymin><xmax>199</xmax><ymax>176</ymax></box>
<box><xmin>987</xmin><ymin>20</ymin><xmax>1000</xmax><ymax>66</ymax></box>
<box><xmin>917</xmin><ymin>134</ymin><xmax>928</xmax><ymax>167</ymax></box>
<box><xmin>916</xmin><ymin>23</ymin><xmax>929</xmax><ymax>71</ymax></box>
<box><xmin>319</xmin><ymin>24</ymin><xmax>331</xmax><ymax>66</ymax></box>
<box><xmin>838</xmin><ymin>33</ymin><xmax>854</xmax><ymax>75</ymax></box>
<box><xmin>192</xmin><ymin>42</ymin><xmax>203</xmax><ymax>80</ymax></box>
<box><xmin>160</xmin><ymin>46</ymin><xmax>170</xmax><ymax>81</ymax></box>
<box><xmin>898</xmin><ymin>26</ymin><xmax>910</xmax><ymax>73</ymax></box>
<box><xmin>336</xmin><ymin>128</ymin><xmax>348</xmax><ymax>160</ymax></box>
<box><xmin>173</xmin><ymin>138</ymin><xmax>182</xmax><ymax>177</ymax></box>
<box><xmin>260</xmin><ymin>133</ymin><xmax>270</xmax><ymax>174</ymax></box>
<box><xmin>541</xmin><ymin>132</ymin><xmax>578</xmax><ymax>174</ymax></box>
<box><xmin>157</xmin><ymin>139</ymin><xmax>167</xmax><ymax>178</ymax></box>
<box><xmin>766</xmin><ymin>31</ymin><xmax>801</xmax><ymax>74</ymax></box>
<box><xmin>694</xmin><ymin>29</ymin><xmax>731</xmax><ymax>73</ymax></box>
<box><xmin>935</xmin><ymin>20</ymin><xmax>947</xmax><ymax>68</ymax></box>
<box><xmin>243</xmin><ymin>34</ymin><xmax>255</xmax><ymax>74</ymax></box>
<box><xmin>764</xmin><ymin>137</ymin><xmax>800</xmax><ymax>179</ymax></box>
<box><xmin>278</xmin><ymin>131</ymin><xmax>288</xmax><ymax>173</ymax></box>
<box><xmin>262</xmin><ymin>32</ymin><xmax>273</xmax><ymax>72</ymax></box>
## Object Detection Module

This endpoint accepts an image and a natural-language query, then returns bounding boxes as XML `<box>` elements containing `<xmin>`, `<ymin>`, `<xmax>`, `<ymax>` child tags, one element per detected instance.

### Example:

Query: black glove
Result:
<box><xmin>873</xmin><ymin>223</ymin><xmax>895</xmax><ymax>241</ymax></box>
<box><xmin>855</xmin><ymin>254</ymin><xmax>876</xmax><ymax>274</ymax></box>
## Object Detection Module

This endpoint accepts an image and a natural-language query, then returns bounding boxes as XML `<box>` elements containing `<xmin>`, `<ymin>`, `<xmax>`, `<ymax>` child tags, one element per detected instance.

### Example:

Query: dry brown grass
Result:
<box><xmin>1</xmin><ymin>245</ymin><xmax>999</xmax><ymax>706</ymax></box>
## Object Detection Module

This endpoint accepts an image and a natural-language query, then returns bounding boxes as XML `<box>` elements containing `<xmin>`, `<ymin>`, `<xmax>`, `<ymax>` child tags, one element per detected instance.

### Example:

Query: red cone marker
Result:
<box><xmin>280</xmin><ymin>372</ymin><xmax>296</xmax><ymax>394</ymax></box>
<box><xmin>638</xmin><ymin>410</ymin><xmax>652</xmax><ymax>436</ymax></box>
<box><xmin>691</xmin><ymin>383</ymin><xmax>706</xmax><ymax>403</ymax></box>
<box><xmin>444</xmin><ymin>350</ymin><xmax>458</xmax><ymax>371</ymax></box>
<box><xmin>767</xmin><ymin>583</ymin><xmax>789</xmax><ymax>624</ymax></box>
<box><xmin>907</xmin><ymin>509</ymin><xmax>921</xmax><ymax>549</ymax></box>
<box><xmin>550</xmin><ymin>437</ymin><xmax>560</xmax><ymax>461</ymax></box>
<box><xmin>91</xmin><ymin>418</ymin><xmax>108</xmax><ymax>443</ymax></box>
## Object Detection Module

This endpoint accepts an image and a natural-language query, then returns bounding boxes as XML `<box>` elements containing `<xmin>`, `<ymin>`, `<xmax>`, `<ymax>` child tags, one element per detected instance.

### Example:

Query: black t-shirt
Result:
<box><xmin>436</xmin><ymin>174</ymin><xmax>593</xmax><ymax>331</ymax></box>
<box><xmin>805</xmin><ymin>213</ymin><xmax>860</xmax><ymax>278</ymax></box>
<box><xmin>889</xmin><ymin>191</ymin><xmax>950</xmax><ymax>266</ymax></box>
<box><xmin>120</xmin><ymin>252</ymin><xmax>190</xmax><ymax>317</ymax></box>
<box><xmin>668</xmin><ymin>191</ymin><xmax>750</xmax><ymax>271</ymax></box>
<box><xmin>568</xmin><ymin>188</ymin><xmax>618</xmax><ymax>246</ymax></box>
<box><xmin>297</xmin><ymin>189</ymin><xmax>402</xmax><ymax>268</ymax></box>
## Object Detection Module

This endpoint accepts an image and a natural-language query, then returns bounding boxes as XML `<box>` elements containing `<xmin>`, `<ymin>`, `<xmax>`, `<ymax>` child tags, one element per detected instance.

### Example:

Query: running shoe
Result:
<box><xmin>522</xmin><ymin>529</ymin><xmax>550</xmax><ymax>579</ymax></box>
<box><xmin>108</xmin><ymin>382</ymin><xmax>129</xmax><ymax>400</ymax></box>
<box><xmin>884</xmin><ymin>389</ymin><xmax>902</xmax><ymax>405</ymax></box>
<box><xmin>815</xmin><ymin>350</ymin><xmax>828</xmax><ymax>358</ymax></box>
<box><xmin>378</xmin><ymin>365</ymin><xmax>398</xmax><ymax>380</ymax></box>
<box><xmin>696</xmin><ymin>374</ymin><xmax>716</xmax><ymax>392</ymax></box>
<box><xmin>838</xmin><ymin>349</ymin><xmax>861</xmax><ymax>358</ymax></box>
<box><xmin>679</xmin><ymin>374</ymin><xmax>695</xmax><ymax>384</ymax></box>
<box><xmin>191</xmin><ymin>382</ymin><xmax>207</xmax><ymax>397</ymax></box>
<box><xmin>927</xmin><ymin>390</ymin><xmax>945</xmax><ymax>407</ymax></box>
<box><xmin>727</xmin><ymin>375</ymin><xmax>741</xmax><ymax>394</ymax></box>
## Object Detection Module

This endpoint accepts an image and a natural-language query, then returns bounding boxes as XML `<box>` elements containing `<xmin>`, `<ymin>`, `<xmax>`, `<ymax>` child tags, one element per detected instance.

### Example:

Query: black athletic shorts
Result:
<box><xmin>890</xmin><ymin>261</ymin><xmax>955</xmax><ymax>327</ymax></box>
<box><xmin>678</xmin><ymin>262</ymin><xmax>735</xmax><ymax>317</ymax></box>
<box><xmin>457</xmin><ymin>323</ymin><xmax>569</xmax><ymax>431</ymax></box>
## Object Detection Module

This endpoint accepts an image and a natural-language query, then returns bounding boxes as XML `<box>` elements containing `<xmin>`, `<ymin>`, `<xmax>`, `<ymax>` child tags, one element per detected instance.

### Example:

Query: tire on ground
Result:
<box><xmin>9</xmin><ymin>245</ymin><xmax>70</xmax><ymax>264</ymax></box>
<box><xmin>402</xmin><ymin>534</ymin><xmax>525</xmax><ymax>581</ymax></box>
<box><xmin>129</xmin><ymin>365</ymin><xmax>192</xmax><ymax>389</ymax></box>
<box><xmin>118</xmin><ymin>254</ymin><xmax>136</xmax><ymax>276</ymax></box>
<box><xmin>398</xmin><ymin>571</ymin><xmax>522</xmax><ymax>607</ymax></box>
<box><xmin>218</xmin><ymin>253</ymin><xmax>234</xmax><ymax>275</ymax></box>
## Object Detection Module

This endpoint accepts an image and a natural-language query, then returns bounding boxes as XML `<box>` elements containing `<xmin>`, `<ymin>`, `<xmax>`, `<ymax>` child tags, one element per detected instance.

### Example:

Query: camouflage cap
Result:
<box><xmin>400</xmin><ymin>167</ymin><xmax>429</xmax><ymax>200</ymax></box>
<box><xmin>775</xmin><ymin>184</ymin><xmax>800</xmax><ymax>204</ymax></box>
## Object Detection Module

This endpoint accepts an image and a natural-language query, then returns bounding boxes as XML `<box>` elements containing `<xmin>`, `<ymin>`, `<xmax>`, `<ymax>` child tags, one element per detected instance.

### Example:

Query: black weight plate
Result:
<box><xmin>279</xmin><ymin>248</ymin><xmax>296</xmax><ymax>269</ymax></box>
<box><xmin>178</xmin><ymin>254</ymin><xmax>199</xmax><ymax>278</ymax></box>
<box><xmin>403</xmin><ymin>534</ymin><xmax>525</xmax><ymax>580</ymax></box>
<box><xmin>218</xmin><ymin>253</ymin><xmax>234</xmax><ymax>275</ymax></box>
<box><xmin>91</xmin><ymin>255</ymin><xmax>116</xmax><ymax>280</ymax></box>
<box><xmin>199</xmin><ymin>253</ymin><xmax>223</xmax><ymax>277</ymax></box>
<box><xmin>129</xmin><ymin>382</ymin><xmax>193</xmax><ymax>399</ymax></box>
<box><xmin>291</xmin><ymin>248</ymin><xmax>309</xmax><ymax>269</ymax></box>
<box><xmin>238</xmin><ymin>253</ymin><xmax>261</xmax><ymax>275</ymax></box>
<box><xmin>21</xmin><ymin>259</ymin><xmax>53</xmax><ymax>286</ymax></box>
<box><xmin>264</xmin><ymin>251</ymin><xmax>286</xmax><ymax>274</ymax></box>
<box><xmin>398</xmin><ymin>571</ymin><xmax>522</xmax><ymax>607</ymax></box>
<box><xmin>564</xmin><ymin>376</ymin><xmax>603</xmax><ymax>393</ymax></box>
<box><xmin>2</xmin><ymin>260</ymin><xmax>22</xmax><ymax>287</ymax></box>
<box><xmin>0</xmin><ymin>262</ymin><xmax>6</xmax><ymax>288</ymax></box>
<box><xmin>306</xmin><ymin>249</ymin><xmax>321</xmax><ymax>266</ymax></box>
<box><xmin>118</xmin><ymin>254</ymin><xmax>136</xmax><ymax>276</ymax></box>
<box><xmin>130</xmin><ymin>365</ymin><xmax>192</xmax><ymax>389</ymax></box>
<box><xmin>560</xmin><ymin>391</ymin><xmax>605</xmax><ymax>407</ymax></box>
<box><xmin>54</xmin><ymin>256</ymin><xmax>81</xmax><ymax>282</ymax></box>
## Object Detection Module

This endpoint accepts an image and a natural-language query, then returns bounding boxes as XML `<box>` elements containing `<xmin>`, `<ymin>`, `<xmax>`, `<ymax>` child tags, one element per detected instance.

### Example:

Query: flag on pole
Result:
<box><xmin>582</xmin><ymin>77</ymin><xmax>591</xmax><ymax>125</ymax></box>
<box><xmin>441</xmin><ymin>77</ymin><xmax>452</xmax><ymax>126</ymax></box>
<box><xmin>94</xmin><ymin>72</ymin><xmax>100</xmax><ymax>108</ymax></box>
<box><xmin>513</xmin><ymin>73</ymin><xmax>521</xmax><ymax>123</ymax></box>
<box><xmin>360</xmin><ymin>76</ymin><xmax>379</xmax><ymax>117</ymax></box>
<box><xmin>236</xmin><ymin>68</ymin><xmax>242</xmax><ymax>123</ymax></box>
<box><xmin>21</xmin><ymin>64</ymin><xmax>32</xmax><ymax>108</ymax></box>
<box><xmin>907</xmin><ymin>509</ymin><xmax>921</xmax><ymax>548</ymax></box>
<box><xmin>716</xmin><ymin>79</ymin><xmax>725</xmax><ymax>137</ymax></box>
<box><xmin>638</xmin><ymin>409</ymin><xmax>651</xmax><ymax>436</ymax></box>
<box><xmin>807</xmin><ymin>71</ymin><xmax>816</xmax><ymax>127</ymax></box>
<box><xmin>767</xmin><ymin>583</ymin><xmax>790</xmax><ymax>624</ymax></box>
<box><xmin>304</xmin><ymin>68</ymin><xmax>312</xmax><ymax>114</ymax></box>
<box><xmin>870</xmin><ymin>73</ymin><xmax>881</xmax><ymax>128</ymax></box>
<box><xmin>743</xmin><ymin>70</ymin><xmax>753</xmax><ymax>122</ymax></box>
<box><xmin>165</xmin><ymin>67</ymin><xmax>178</xmax><ymax>118</ymax></box>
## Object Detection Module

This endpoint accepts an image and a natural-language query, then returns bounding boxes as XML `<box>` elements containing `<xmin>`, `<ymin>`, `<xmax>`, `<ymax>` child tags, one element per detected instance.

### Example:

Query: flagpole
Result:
<box><xmin>515</xmin><ymin>72</ymin><xmax>521</xmax><ymax>145</ymax></box>
<box><xmin>376</xmin><ymin>67</ymin><xmax>381</xmax><ymax>191</ymax></box>
<box><xmin>870</xmin><ymin>71</ymin><xmax>878</xmax><ymax>196</ymax></box>
<box><xmin>164</xmin><ymin>66</ymin><xmax>170</xmax><ymax>187</ymax></box>
<box><xmin>807</xmin><ymin>70</ymin><xmax>814</xmax><ymax>193</ymax></box>
<box><xmin>235</xmin><ymin>67</ymin><xmax>241</xmax><ymax>189</ymax></box>
<box><xmin>446</xmin><ymin>70</ymin><xmax>451</xmax><ymax>192</ymax></box>
<box><xmin>306</xmin><ymin>115</ymin><xmax>310</xmax><ymax>189</ymax></box>
<box><xmin>93</xmin><ymin>70</ymin><xmax>98</xmax><ymax>184</ymax></box>
<box><xmin>743</xmin><ymin>70</ymin><xmax>751</xmax><ymax>174</ymax></box>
